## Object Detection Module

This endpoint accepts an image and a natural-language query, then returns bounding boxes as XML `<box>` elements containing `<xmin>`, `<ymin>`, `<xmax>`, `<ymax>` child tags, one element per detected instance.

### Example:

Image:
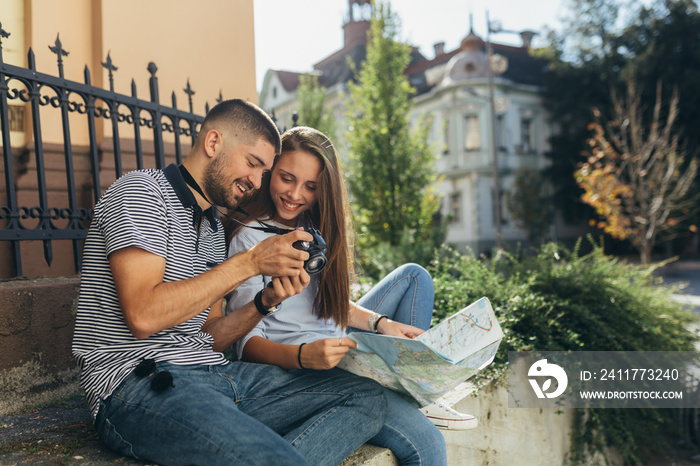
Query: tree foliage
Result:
<box><xmin>344</xmin><ymin>2</ymin><xmax>440</xmax><ymax>248</ymax></box>
<box><xmin>296</xmin><ymin>73</ymin><xmax>336</xmax><ymax>140</ymax></box>
<box><xmin>575</xmin><ymin>78</ymin><xmax>698</xmax><ymax>263</ymax></box>
<box><xmin>506</xmin><ymin>167</ymin><xmax>554</xmax><ymax>244</ymax></box>
<box><xmin>541</xmin><ymin>0</ymin><xmax>700</xmax><ymax>254</ymax></box>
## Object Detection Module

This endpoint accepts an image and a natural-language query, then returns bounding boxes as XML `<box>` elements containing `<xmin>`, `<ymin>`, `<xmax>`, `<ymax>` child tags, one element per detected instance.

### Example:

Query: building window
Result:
<box><xmin>9</xmin><ymin>105</ymin><xmax>25</xmax><ymax>132</ymax></box>
<box><xmin>520</xmin><ymin>118</ymin><xmax>533</xmax><ymax>153</ymax></box>
<box><xmin>449</xmin><ymin>192</ymin><xmax>462</xmax><ymax>224</ymax></box>
<box><xmin>464</xmin><ymin>115</ymin><xmax>480</xmax><ymax>151</ymax></box>
<box><xmin>272</xmin><ymin>86</ymin><xmax>277</xmax><ymax>99</ymax></box>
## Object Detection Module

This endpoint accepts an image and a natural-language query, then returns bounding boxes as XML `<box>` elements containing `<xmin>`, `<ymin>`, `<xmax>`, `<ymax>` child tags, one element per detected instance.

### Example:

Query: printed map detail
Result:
<box><xmin>337</xmin><ymin>297</ymin><xmax>503</xmax><ymax>406</ymax></box>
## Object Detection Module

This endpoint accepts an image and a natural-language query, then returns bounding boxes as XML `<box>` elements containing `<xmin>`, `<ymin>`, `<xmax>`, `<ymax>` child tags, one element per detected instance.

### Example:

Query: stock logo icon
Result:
<box><xmin>528</xmin><ymin>359</ymin><xmax>568</xmax><ymax>399</ymax></box>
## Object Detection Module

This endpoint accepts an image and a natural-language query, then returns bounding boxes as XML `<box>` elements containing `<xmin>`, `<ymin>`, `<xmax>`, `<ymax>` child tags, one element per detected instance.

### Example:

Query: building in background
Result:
<box><xmin>0</xmin><ymin>0</ymin><xmax>256</xmax><ymax>277</ymax></box>
<box><xmin>259</xmin><ymin>0</ymin><xmax>585</xmax><ymax>254</ymax></box>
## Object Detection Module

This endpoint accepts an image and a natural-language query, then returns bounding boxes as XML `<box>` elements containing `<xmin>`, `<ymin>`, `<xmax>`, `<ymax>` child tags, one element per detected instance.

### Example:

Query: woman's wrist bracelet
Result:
<box><xmin>368</xmin><ymin>312</ymin><xmax>380</xmax><ymax>332</ymax></box>
<box><xmin>297</xmin><ymin>343</ymin><xmax>307</xmax><ymax>370</ymax></box>
<box><xmin>374</xmin><ymin>315</ymin><xmax>388</xmax><ymax>333</ymax></box>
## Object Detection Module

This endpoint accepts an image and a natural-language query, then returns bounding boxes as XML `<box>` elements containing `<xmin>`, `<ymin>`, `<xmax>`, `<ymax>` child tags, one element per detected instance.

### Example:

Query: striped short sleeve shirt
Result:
<box><xmin>72</xmin><ymin>163</ymin><xmax>228</xmax><ymax>419</ymax></box>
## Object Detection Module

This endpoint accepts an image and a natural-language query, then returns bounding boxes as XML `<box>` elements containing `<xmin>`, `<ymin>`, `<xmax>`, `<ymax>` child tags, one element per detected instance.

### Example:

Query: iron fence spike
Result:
<box><xmin>0</xmin><ymin>22</ymin><xmax>10</xmax><ymax>64</ymax></box>
<box><xmin>27</xmin><ymin>47</ymin><xmax>36</xmax><ymax>70</ymax></box>
<box><xmin>184</xmin><ymin>79</ymin><xmax>194</xmax><ymax>113</ymax></box>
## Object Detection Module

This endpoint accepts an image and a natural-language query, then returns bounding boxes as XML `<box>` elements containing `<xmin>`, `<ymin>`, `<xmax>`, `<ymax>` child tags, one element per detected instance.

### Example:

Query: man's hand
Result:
<box><xmin>248</xmin><ymin>230</ymin><xmax>313</xmax><ymax>277</ymax></box>
<box><xmin>299</xmin><ymin>337</ymin><xmax>357</xmax><ymax>370</ymax></box>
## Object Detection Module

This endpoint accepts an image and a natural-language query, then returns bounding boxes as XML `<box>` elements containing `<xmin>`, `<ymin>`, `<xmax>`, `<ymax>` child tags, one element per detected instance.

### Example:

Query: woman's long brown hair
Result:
<box><xmin>224</xmin><ymin>127</ymin><xmax>354</xmax><ymax>328</ymax></box>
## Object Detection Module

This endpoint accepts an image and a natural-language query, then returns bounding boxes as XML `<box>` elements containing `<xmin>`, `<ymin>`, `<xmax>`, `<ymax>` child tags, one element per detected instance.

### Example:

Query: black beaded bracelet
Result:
<box><xmin>298</xmin><ymin>343</ymin><xmax>307</xmax><ymax>370</ymax></box>
<box><xmin>374</xmin><ymin>315</ymin><xmax>388</xmax><ymax>333</ymax></box>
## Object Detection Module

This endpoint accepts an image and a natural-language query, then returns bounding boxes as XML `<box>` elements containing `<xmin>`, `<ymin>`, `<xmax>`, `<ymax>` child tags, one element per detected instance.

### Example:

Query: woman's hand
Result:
<box><xmin>377</xmin><ymin>319</ymin><xmax>424</xmax><ymax>339</ymax></box>
<box><xmin>299</xmin><ymin>337</ymin><xmax>356</xmax><ymax>370</ymax></box>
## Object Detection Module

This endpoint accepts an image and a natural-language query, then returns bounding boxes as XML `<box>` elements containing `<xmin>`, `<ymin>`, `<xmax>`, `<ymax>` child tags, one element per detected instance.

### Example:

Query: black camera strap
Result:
<box><xmin>178</xmin><ymin>164</ymin><xmax>292</xmax><ymax>235</ymax></box>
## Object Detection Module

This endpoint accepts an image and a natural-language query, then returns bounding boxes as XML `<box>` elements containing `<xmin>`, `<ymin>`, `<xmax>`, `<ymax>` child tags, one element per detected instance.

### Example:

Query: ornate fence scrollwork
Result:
<box><xmin>0</xmin><ymin>22</ymin><xmax>209</xmax><ymax>277</ymax></box>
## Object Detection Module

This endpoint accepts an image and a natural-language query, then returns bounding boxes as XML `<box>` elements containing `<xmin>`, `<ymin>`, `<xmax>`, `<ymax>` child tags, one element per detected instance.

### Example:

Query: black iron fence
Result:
<box><xmin>0</xmin><ymin>25</ymin><xmax>218</xmax><ymax>278</ymax></box>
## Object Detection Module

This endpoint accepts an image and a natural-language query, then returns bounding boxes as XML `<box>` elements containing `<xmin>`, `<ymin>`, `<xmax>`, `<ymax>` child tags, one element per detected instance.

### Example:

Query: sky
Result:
<box><xmin>253</xmin><ymin>0</ymin><xmax>568</xmax><ymax>92</ymax></box>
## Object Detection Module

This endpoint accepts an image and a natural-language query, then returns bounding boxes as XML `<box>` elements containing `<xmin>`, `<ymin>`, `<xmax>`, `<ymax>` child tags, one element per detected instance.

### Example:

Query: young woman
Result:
<box><xmin>225</xmin><ymin>127</ymin><xmax>475</xmax><ymax>465</ymax></box>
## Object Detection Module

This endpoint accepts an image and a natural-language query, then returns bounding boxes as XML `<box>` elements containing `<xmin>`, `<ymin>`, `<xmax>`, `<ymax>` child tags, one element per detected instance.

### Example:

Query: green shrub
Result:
<box><xmin>428</xmin><ymin>238</ymin><xmax>698</xmax><ymax>464</ymax></box>
<box><xmin>354</xmin><ymin>224</ymin><xmax>446</xmax><ymax>282</ymax></box>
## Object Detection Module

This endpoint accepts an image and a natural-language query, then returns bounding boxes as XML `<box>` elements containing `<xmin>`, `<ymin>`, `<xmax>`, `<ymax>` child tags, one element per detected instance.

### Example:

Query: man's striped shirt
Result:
<box><xmin>72</xmin><ymin>164</ymin><xmax>228</xmax><ymax>419</ymax></box>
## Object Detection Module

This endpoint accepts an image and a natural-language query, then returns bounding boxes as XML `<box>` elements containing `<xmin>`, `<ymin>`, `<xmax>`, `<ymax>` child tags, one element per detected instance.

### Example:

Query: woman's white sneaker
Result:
<box><xmin>419</xmin><ymin>401</ymin><xmax>478</xmax><ymax>430</ymax></box>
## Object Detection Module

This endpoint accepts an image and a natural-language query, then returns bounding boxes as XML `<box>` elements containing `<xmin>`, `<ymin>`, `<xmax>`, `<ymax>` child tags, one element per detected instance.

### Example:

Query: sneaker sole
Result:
<box><xmin>426</xmin><ymin>416</ymin><xmax>478</xmax><ymax>431</ymax></box>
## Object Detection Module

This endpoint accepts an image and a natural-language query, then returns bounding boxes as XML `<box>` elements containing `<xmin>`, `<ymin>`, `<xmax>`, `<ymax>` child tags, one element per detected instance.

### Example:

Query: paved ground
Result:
<box><xmin>1</xmin><ymin>260</ymin><xmax>699</xmax><ymax>465</ymax></box>
<box><xmin>0</xmin><ymin>396</ymin><xmax>148</xmax><ymax>465</ymax></box>
<box><xmin>660</xmin><ymin>260</ymin><xmax>700</xmax><ymax>312</ymax></box>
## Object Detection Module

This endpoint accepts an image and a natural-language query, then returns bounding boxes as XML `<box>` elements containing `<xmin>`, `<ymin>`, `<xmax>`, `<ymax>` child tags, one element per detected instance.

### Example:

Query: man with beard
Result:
<box><xmin>72</xmin><ymin>99</ymin><xmax>387</xmax><ymax>466</ymax></box>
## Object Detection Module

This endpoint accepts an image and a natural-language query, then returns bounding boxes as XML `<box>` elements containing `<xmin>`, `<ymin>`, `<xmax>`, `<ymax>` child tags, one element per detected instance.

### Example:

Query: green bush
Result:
<box><xmin>355</xmin><ymin>222</ymin><xmax>447</xmax><ymax>282</ymax></box>
<box><xmin>428</xmin><ymin>238</ymin><xmax>698</xmax><ymax>464</ymax></box>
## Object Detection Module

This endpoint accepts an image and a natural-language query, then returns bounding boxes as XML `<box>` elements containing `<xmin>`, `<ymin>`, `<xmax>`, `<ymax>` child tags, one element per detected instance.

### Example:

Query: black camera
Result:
<box><xmin>292</xmin><ymin>227</ymin><xmax>328</xmax><ymax>275</ymax></box>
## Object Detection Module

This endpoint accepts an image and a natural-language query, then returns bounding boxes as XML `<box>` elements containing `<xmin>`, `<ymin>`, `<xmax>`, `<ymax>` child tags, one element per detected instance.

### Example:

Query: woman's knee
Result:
<box><xmin>395</xmin><ymin>263</ymin><xmax>433</xmax><ymax>287</ymax></box>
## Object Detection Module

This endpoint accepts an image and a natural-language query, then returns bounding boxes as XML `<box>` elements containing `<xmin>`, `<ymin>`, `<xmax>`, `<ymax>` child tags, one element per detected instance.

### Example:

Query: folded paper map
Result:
<box><xmin>337</xmin><ymin>297</ymin><xmax>503</xmax><ymax>406</ymax></box>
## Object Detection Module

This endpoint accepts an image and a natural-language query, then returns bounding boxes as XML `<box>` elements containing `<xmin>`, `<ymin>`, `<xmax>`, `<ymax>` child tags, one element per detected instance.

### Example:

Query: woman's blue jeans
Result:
<box><xmin>95</xmin><ymin>360</ymin><xmax>388</xmax><ymax>466</ymax></box>
<box><xmin>350</xmin><ymin>263</ymin><xmax>447</xmax><ymax>466</ymax></box>
<box><xmin>356</xmin><ymin>263</ymin><xmax>434</xmax><ymax>331</ymax></box>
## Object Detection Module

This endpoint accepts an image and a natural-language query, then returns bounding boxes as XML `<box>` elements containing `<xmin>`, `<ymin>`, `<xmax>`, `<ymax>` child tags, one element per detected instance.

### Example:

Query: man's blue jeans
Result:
<box><xmin>95</xmin><ymin>360</ymin><xmax>388</xmax><ymax>465</ymax></box>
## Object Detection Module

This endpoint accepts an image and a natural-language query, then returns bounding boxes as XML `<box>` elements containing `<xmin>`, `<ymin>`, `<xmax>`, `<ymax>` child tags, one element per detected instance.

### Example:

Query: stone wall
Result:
<box><xmin>0</xmin><ymin>277</ymin><xmax>81</xmax><ymax>415</ymax></box>
<box><xmin>343</xmin><ymin>381</ymin><xmax>577</xmax><ymax>465</ymax></box>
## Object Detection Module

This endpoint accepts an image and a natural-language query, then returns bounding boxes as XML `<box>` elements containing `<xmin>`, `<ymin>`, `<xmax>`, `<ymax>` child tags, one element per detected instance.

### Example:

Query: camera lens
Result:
<box><xmin>305</xmin><ymin>254</ymin><xmax>327</xmax><ymax>274</ymax></box>
<box><xmin>290</xmin><ymin>227</ymin><xmax>327</xmax><ymax>275</ymax></box>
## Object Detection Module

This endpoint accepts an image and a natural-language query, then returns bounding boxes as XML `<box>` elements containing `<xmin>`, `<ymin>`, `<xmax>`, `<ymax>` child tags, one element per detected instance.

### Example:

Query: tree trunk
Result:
<box><xmin>640</xmin><ymin>244</ymin><xmax>652</xmax><ymax>265</ymax></box>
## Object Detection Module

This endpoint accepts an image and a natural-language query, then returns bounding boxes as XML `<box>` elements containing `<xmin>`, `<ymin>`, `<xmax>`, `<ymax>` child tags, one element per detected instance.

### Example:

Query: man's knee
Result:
<box><xmin>358</xmin><ymin>382</ymin><xmax>389</xmax><ymax>435</ymax></box>
<box><xmin>339</xmin><ymin>375</ymin><xmax>389</xmax><ymax>426</ymax></box>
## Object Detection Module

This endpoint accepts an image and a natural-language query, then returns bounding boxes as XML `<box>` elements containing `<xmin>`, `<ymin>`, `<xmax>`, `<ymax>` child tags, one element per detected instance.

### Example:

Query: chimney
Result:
<box><xmin>520</xmin><ymin>30</ymin><xmax>536</xmax><ymax>49</ymax></box>
<box><xmin>343</xmin><ymin>20</ymin><xmax>371</xmax><ymax>47</ymax></box>
<box><xmin>433</xmin><ymin>41</ymin><xmax>445</xmax><ymax>57</ymax></box>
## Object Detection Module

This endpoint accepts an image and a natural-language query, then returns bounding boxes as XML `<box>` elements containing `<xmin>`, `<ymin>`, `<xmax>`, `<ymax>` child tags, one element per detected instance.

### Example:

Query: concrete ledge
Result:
<box><xmin>0</xmin><ymin>276</ymin><xmax>82</xmax><ymax>416</ymax></box>
<box><xmin>342</xmin><ymin>444</ymin><xmax>399</xmax><ymax>466</ymax></box>
<box><xmin>444</xmin><ymin>382</ymin><xmax>572</xmax><ymax>464</ymax></box>
<box><xmin>0</xmin><ymin>276</ymin><xmax>81</xmax><ymax>372</ymax></box>
<box><xmin>342</xmin><ymin>381</ymin><xmax>573</xmax><ymax>465</ymax></box>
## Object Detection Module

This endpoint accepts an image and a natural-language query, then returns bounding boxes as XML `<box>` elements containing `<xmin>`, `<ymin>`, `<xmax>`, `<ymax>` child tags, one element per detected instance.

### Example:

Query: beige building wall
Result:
<box><xmin>99</xmin><ymin>0</ymin><xmax>257</xmax><ymax>109</ymax></box>
<box><xmin>4</xmin><ymin>0</ymin><xmax>256</xmax><ymax>145</ymax></box>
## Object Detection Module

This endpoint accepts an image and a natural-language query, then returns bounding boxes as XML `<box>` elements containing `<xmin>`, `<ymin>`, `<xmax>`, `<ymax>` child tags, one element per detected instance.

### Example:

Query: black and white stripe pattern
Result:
<box><xmin>72</xmin><ymin>166</ymin><xmax>228</xmax><ymax>419</ymax></box>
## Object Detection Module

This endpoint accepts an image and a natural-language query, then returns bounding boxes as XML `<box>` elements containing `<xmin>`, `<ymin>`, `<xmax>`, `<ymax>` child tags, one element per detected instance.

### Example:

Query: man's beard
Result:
<box><xmin>202</xmin><ymin>155</ymin><xmax>247</xmax><ymax>209</ymax></box>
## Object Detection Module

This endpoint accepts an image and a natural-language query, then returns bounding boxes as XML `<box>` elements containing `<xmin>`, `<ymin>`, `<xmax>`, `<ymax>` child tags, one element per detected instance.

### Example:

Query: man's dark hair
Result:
<box><xmin>200</xmin><ymin>99</ymin><xmax>281</xmax><ymax>154</ymax></box>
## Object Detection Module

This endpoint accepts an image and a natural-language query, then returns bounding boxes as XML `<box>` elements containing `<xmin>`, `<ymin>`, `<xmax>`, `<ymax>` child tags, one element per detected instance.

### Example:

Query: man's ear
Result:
<box><xmin>203</xmin><ymin>129</ymin><xmax>223</xmax><ymax>159</ymax></box>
